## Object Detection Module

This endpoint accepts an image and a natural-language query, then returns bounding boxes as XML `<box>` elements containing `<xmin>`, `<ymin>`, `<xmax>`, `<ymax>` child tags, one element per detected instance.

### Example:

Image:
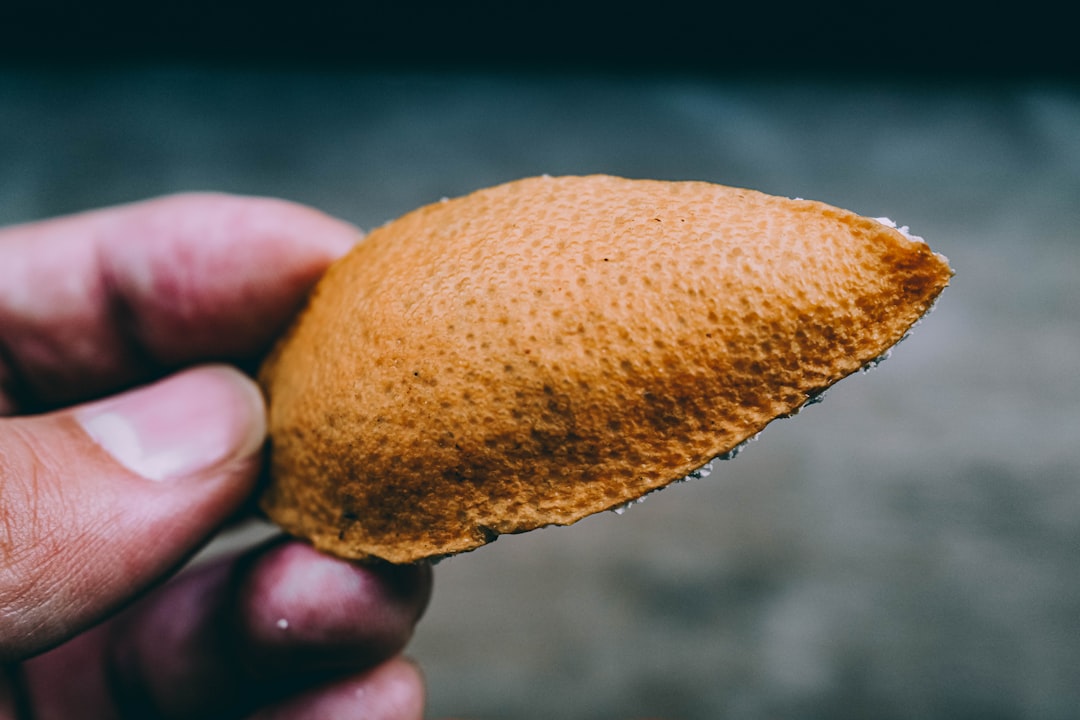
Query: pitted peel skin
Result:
<box><xmin>259</xmin><ymin>175</ymin><xmax>953</xmax><ymax>563</ymax></box>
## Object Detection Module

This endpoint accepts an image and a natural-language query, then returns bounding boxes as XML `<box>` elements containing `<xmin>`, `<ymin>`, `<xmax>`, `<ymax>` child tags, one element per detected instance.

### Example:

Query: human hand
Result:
<box><xmin>0</xmin><ymin>194</ymin><xmax>432</xmax><ymax>719</ymax></box>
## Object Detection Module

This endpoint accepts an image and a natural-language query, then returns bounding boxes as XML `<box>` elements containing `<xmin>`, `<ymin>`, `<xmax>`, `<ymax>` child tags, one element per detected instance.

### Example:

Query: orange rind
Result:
<box><xmin>258</xmin><ymin>175</ymin><xmax>953</xmax><ymax>563</ymax></box>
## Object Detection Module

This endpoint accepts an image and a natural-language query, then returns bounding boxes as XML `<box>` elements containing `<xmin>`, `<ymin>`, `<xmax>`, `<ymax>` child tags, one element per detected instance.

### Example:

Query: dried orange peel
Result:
<box><xmin>258</xmin><ymin>175</ymin><xmax>952</xmax><ymax>563</ymax></box>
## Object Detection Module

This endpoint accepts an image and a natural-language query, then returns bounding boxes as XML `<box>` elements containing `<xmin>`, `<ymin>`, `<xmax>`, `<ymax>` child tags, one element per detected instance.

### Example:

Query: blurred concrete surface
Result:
<box><xmin>2</xmin><ymin>67</ymin><xmax>1078</xmax><ymax>719</ymax></box>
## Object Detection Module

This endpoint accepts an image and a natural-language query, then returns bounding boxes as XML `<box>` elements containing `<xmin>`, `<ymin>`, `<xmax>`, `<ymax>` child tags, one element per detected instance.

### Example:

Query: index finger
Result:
<box><xmin>0</xmin><ymin>193</ymin><xmax>359</xmax><ymax>414</ymax></box>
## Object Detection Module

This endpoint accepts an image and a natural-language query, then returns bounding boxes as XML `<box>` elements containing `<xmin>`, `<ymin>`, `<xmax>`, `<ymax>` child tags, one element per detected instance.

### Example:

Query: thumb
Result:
<box><xmin>0</xmin><ymin>365</ymin><xmax>266</xmax><ymax>662</ymax></box>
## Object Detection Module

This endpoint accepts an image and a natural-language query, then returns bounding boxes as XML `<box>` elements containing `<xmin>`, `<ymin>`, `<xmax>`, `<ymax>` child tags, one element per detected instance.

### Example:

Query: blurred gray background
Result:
<box><xmin>2</xmin><ymin>4</ymin><xmax>1078</xmax><ymax>716</ymax></box>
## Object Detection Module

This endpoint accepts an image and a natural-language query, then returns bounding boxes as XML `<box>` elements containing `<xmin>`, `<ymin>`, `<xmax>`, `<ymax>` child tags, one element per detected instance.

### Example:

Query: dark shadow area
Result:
<box><xmin>1</xmin><ymin>0</ymin><xmax>1075</xmax><ymax>79</ymax></box>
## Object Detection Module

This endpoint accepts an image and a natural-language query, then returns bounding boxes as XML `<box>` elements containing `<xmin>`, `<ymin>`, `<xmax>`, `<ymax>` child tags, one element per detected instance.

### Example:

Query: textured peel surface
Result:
<box><xmin>258</xmin><ymin>175</ymin><xmax>953</xmax><ymax>563</ymax></box>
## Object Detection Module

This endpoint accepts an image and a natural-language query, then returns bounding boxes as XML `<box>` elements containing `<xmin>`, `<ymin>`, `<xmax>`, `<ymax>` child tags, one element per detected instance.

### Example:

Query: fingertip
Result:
<box><xmin>75</xmin><ymin>364</ymin><xmax>266</xmax><ymax>483</ymax></box>
<box><xmin>148</xmin><ymin>192</ymin><xmax>362</xmax><ymax>258</ymax></box>
<box><xmin>89</xmin><ymin>540</ymin><xmax>431</xmax><ymax>716</ymax></box>
<box><xmin>0</xmin><ymin>366</ymin><xmax>267</xmax><ymax>660</ymax></box>
<box><xmin>219</xmin><ymin>193</ymin><xmax>363</xmax><ymax>259</ymax></box>
<box><xmin>236</xmin><ymin>540</ymin><xmax>432</xmax><ymax>670</ymax></box>
<box><xmin>0</xmin><ymin>192</ymin><xmax>361</xmax><ymax>411</ymax></box>
<box><xmin>364</xmin><ymin>656</ymin><xmax>427</xmax><ymax>720</ymax></box>
<box><xmin>96</xmin><ymin>192</ymin><xmax>363</xmax><ymax>371</ymax></box>
<box><xmin>247</xmin><ymin>656</ymin><xmax>427</xmax><ymax>720</ymax></box>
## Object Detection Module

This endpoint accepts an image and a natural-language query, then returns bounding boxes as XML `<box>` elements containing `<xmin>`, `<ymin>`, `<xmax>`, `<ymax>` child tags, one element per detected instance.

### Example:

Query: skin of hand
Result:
<box><xmin>0</xmin><ymin>194</ymin><xmax>432</xmax><ymax>719</ymax></box>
